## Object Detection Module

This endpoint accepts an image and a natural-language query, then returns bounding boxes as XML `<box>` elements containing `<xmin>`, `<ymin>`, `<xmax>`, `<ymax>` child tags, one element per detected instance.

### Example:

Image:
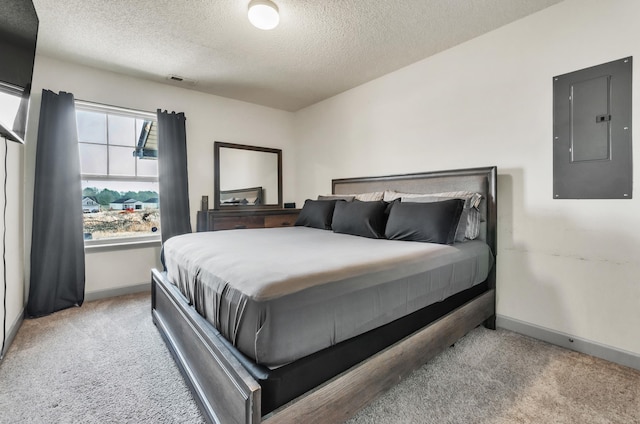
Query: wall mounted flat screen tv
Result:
<box><xmin>0</xmin><ymin>0</ymin><xmax>39</xmax><ymax>144</ymax></box>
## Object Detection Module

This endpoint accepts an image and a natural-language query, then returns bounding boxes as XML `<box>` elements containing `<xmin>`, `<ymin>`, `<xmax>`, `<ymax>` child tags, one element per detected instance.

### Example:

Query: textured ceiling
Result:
<box><xmin>31</xmin><ymin>0</ymin><xmax>562</xmax><ymax>111</ymax></box>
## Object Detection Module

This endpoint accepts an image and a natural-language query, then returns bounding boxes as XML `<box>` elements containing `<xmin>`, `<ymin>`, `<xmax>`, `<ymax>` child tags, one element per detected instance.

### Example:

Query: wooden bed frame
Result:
<box><xmin>151</xmin><ymin>166</ymin><xmax>497</xmax><ymax>424</ymax></box>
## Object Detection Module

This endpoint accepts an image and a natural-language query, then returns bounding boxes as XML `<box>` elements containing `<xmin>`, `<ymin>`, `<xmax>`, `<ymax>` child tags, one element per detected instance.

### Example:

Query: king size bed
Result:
<box><xmin>151</xmin><ymin>166</ymin><xmax>497</xmax><ymax>424</ymax></box>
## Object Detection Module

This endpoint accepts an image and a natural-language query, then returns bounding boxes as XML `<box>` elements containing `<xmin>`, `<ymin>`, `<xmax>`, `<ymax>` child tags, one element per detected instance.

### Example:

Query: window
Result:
<box><xmin>0</xmin><ymin>83</ymin><xmax>23</xmax><ymax>139</ymax></box>
<box><xmin>76</xmin><ymin>101</ymin><xmax>160</xmax><ymax>244</ymax></box>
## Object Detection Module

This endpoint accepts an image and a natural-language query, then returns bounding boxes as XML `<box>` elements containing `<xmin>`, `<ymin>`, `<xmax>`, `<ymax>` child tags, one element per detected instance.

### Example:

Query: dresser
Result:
<box><xmin>196</xmin><ymin>209</ymin><xmax>300</xmax><ymax>232</ymax></box>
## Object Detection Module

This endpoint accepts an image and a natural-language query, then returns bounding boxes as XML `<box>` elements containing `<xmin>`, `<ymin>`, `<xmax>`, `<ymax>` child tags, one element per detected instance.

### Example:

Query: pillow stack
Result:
<box><xmin>294</xmin><ymin>190</ymin><xmax>483</xmax><ymax>245</ymax></box>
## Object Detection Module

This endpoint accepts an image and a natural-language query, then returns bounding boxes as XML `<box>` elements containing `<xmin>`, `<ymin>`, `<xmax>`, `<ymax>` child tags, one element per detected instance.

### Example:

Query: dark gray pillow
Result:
<box><xmin>295</xmin><ymin>199</ymin><xmax>340</xmax><ymax>230</ymax></box>
<box><xmin>400</xmin><ymin>196</ymin><xmax>468</xmax><ymax>242</ymax></box>
<box><xmin>385</xmin><ymin>199</ymin><xmax>464</xmax><ymax>244</ymax></box>
<box><xmin>332</xmin><ymin>200</ymin><xmax>387</xmax><ymax>239</ymax></box>
<box><xmin>400</xmin><ymin>193</ymin><xmax>482</xmax><ymax>242</ymax></box>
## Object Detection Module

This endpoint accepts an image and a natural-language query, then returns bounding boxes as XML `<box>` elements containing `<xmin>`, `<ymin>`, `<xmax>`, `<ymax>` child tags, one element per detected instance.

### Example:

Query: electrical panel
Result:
<box><xmin>553</xmin><ymin>57</ymin><xmax>632</xmax><ymax>199</ymax></box>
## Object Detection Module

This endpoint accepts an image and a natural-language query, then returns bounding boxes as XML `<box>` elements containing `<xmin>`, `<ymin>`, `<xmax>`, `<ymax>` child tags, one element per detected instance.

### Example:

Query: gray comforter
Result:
<box><xmin>163</xmin><ymin>226</ymin><xmax>493</xmax><ymax>367</ymax></box>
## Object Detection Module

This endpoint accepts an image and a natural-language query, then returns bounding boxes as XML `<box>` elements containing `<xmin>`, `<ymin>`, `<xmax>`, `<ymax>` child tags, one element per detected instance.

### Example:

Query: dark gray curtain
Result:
<box><xmin>157</xmin><ymin>110</ymin><xmax>191</xmax><ymax>243</ymax></box>
<box><xmin>27</xmin><ymin>90</ymin><xmax>85</xmax><ymax>317</ymax></box>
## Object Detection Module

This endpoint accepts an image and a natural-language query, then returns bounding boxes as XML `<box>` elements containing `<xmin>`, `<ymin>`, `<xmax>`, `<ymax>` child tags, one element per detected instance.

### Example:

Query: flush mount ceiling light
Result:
<box><xmin>248</xmin><ymin>0</ymin><xmax>279</xmax><ymax>30</ymax></box>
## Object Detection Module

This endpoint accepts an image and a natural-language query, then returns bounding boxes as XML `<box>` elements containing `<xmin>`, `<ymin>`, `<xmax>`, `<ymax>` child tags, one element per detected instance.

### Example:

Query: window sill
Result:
<box><xmin>84</xmin><ymin>237</ymin><xmax>161</xmax><ymax>253</ymax></box>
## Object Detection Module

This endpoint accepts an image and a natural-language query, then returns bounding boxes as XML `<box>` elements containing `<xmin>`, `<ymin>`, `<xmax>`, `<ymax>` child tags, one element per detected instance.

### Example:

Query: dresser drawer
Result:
<box><xmin>197</xmin><ymin>209</ymin><xmax>301</xmax><ymax>232</ymax></box>
<box><xmin>212</xmin><ymin>216</ymin><xmax>265</xmax><ymax>231</ymax></box>
<box><xmin>264</xmin><ymin>213</ymin><xmax>299</xmax><ymax>228</ymax></box>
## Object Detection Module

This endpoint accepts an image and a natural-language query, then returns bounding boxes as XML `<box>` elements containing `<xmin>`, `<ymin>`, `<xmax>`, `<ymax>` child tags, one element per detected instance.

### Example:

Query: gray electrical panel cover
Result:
<box><xmin>553</xmin><ymin>57</ymin><xmax>632</xmax><ymax>199</ymax></box>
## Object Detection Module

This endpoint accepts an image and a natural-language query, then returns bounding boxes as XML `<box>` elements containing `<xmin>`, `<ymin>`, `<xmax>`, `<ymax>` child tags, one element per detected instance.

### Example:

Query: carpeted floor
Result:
<box><xmin>0</xmin><ymin>293</ymin><xmax>638</xmax><ymax>424</ymax></box>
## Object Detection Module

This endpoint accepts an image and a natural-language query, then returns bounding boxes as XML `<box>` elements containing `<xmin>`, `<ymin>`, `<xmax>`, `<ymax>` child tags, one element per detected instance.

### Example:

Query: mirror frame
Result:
<box><xmin>214</xmin><ymin>141</ymin><xmax>283</xmax><ymax>210</ymax></box>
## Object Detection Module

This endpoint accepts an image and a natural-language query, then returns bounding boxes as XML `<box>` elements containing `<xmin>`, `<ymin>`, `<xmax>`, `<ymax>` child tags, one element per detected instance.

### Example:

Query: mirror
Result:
<box><xmin>214</xmin><ymin>141</ymin><xmax>282</xmax><ymax>210</ymax></box>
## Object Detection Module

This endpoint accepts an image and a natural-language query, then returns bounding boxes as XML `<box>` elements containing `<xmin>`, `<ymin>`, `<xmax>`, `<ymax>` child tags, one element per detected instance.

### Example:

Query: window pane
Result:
<box><xmin>79</xmin><ymin>144</ymin><xmax>108</xmax><ymax>174</ymax></box>
<box><xmin>134</xmin><ymin>118</ymin><xmax>158</xmax><ymax>161</ymax></box>
<box><xmin>137</xmin><ymin>157</ymin><xmax>158</xmax><ymax>177</ymax></box>
<box><xmin>81</xmin><ymin>180</ymin><xmax>160</xmax><ymax>241</ymax></box>
<box><xmin>0</xmin><ymin>91</ymin><xmax>21</xmax><ymax>130</ymax></box>
<box><xmin>77</xmin><ymin>110</ymin><xmax>107</xmax><ymax>144</ymax></box>
<box><xmin>137</xmin><ymin>159</ymin><xmax>158</xmax><ymax>177</ymax></box>
<box><xmin>108</xmin><ymin>146</ymin><xmax>135</xmax><ymax>176</ymax></box>
<box><xmin>135</xmin><ymin>119</ymin><xmax>145</xmax><ymax>141</ymax></box>
<box><xmin>108</xmin><ymin>114</ymin><xmax>136</xmax><ymax>147</ymax></box>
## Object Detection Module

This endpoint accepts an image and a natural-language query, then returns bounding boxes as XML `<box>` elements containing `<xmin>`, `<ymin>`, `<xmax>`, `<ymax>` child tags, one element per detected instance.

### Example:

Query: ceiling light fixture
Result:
<box><xmin>248</xmin><ymin>0</ymin><xmax>279</xmax><ymax>30</ymax></box>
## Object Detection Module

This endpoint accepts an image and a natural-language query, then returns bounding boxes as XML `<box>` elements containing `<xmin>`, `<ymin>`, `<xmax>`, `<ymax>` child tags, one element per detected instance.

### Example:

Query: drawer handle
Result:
<box><xmin>234</xmin><ymin>225</ymin><xmax>247</xmax><ymax>229</ymax></box>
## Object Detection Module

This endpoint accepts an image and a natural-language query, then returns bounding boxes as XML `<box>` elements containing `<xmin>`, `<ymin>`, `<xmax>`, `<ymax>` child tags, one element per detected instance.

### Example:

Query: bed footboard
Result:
<box><xmin>152</xmin><ymin>268</ymin><xmax>494</xmax><ymax>424</ymax></box>
<box><xmin>263</xmin><ymin>289</ymin><xmax>494</xmax><ymax>423</ymax></box>
<box><xmin>152</xmin><ymin>269</ymin><xmax>261</xmax><ymax>424</ymax></box>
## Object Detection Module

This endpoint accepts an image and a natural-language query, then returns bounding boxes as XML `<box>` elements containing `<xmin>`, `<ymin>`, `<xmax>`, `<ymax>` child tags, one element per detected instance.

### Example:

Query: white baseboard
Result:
<box><xmin>84</xmin><ymin>282</ymin><xmax>151</xmax><ymax>302</ymax></box>
<box><xmin>1</xmin><ymin>307</ymin><xmax>24</xmax><ymax>362</ymax></box>
<box><xmin>497</xmin><ymin>315</ymin><xmax>640</xmax><ymax>371</ymax></box>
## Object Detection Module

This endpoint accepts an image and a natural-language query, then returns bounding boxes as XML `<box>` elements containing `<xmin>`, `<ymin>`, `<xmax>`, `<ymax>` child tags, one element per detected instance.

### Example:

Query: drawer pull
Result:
<box><xmin>234</xmin><ymin>225</ymin><xmax>247</xmax><ymax>229</ymax></box>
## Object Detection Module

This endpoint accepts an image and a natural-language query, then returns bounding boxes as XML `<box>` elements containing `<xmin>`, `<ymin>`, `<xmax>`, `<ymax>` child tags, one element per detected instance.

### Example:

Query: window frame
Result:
<box><xmin>75</xmin><ymin>100</ymin><xmax>161</xmax><ymax>247</ymax></box>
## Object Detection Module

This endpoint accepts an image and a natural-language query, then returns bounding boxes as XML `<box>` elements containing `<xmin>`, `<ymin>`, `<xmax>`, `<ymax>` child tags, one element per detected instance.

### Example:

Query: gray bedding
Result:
<box><xmin>163</xmin><ymin>226</ymin><xmax>493</xmax><ymax>367</ymax></box>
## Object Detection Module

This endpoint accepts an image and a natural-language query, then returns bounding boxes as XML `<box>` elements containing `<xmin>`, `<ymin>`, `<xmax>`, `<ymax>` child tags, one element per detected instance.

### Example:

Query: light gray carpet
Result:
<box><xmin>1</xmin><ymin>293</ymin><xmax>638</xmax><ymax>424</ymax></box>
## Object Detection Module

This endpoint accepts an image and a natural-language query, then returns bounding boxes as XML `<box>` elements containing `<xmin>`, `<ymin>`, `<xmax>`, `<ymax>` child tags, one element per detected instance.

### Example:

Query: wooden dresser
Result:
<box><xmin>196</xmin><ymin>209</ymin><xmax>300</xmax><ymax>232</ymax></box>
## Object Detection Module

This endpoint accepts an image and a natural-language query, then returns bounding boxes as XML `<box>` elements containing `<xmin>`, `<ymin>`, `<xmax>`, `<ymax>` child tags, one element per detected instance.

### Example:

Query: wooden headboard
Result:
<box><xmin>332</xmin><ymin>166</ymin><xmax>497</xmax><ymax>257</ymax></box>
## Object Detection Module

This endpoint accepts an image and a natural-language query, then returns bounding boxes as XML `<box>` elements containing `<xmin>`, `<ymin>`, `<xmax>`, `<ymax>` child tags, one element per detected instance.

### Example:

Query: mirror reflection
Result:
<box><xmin>214</xmin><ymin>142</ymin><xmax>282</xmax><ymax>209</ymax></box>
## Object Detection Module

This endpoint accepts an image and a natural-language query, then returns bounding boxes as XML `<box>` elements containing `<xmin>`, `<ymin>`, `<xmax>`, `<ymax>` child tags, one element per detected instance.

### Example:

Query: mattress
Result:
<box><xmin>163</xmin><ymin>226</ymin><xmax>493</xmax><ymax>367</ymax></box>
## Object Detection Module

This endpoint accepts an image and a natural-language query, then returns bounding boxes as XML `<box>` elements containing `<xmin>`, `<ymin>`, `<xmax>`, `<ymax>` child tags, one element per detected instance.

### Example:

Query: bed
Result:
<box><xmin>151</xmin><ymin>166</ymin><xmax>497</xmax><ymax>424</ymax></box>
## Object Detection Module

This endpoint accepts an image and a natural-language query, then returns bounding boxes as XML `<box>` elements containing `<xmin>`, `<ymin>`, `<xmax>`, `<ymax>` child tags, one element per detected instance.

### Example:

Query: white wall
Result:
<box><xmin>24</xmin><ymin>55</ymin><xmax>296</xmax><ymax>297</ymax></box>
<box><xmin>0</xmin><ymin>139</ymin><xmax>24</xmax><ymax>355</ymax></box>
<box><xmin>294</xmin><ymin>0</ymin><xmax>640</xmax><ymax>356</ymax></box>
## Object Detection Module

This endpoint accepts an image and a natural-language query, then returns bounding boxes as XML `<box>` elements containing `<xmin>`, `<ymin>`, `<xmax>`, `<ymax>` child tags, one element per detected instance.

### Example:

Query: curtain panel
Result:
<box><xmin>157</xmin><ymin>110</ymin><xmax>192</xmax><ymax>243</ymax></box>
<box><xmin>27</xmin><ymin>90</ymin><xmax>85</xmax><ymax>317</ymax></box>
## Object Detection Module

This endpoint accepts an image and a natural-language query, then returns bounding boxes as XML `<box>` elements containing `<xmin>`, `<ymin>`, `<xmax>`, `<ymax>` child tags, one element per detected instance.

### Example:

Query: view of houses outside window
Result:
<box><xmin>76</xmin><ymin>101</ymin><xmax>160</xmax><ymax>242</ymax></box>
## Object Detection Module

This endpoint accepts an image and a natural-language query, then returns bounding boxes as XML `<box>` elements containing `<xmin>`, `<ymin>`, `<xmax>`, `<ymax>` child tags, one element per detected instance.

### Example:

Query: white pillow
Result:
<box><xmin>353</xmin><ymin>191</ymin><xmax>384</xmax><ymax>201</ymax></box>
<box><xmin>322</xmin><ymin>192</ymin><xmax>384</xmax><ymax>201</ymax></box>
